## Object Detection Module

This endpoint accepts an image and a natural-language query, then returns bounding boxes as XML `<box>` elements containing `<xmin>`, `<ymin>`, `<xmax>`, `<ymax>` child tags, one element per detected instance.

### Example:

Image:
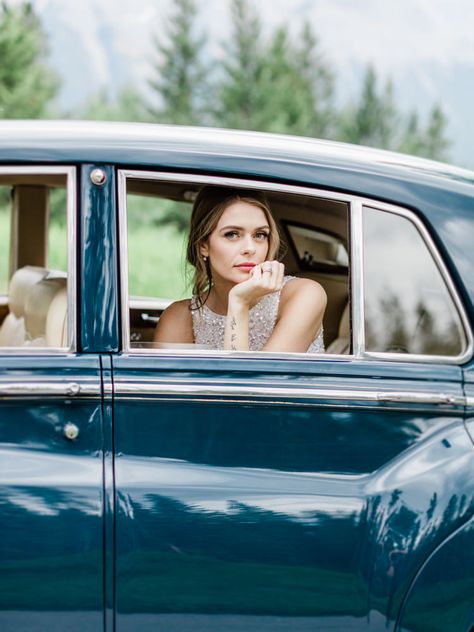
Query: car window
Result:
<box><xmin>363</xmin><ymin>205</ymin><xmax>467</xmax><ymax>357</ymax></box>
<box><xmin>0</xmin><ymin>170</ymin><xmax>73</xmax><ymax>350</ymax></box>
<box><xmin>122</xmin><ymin>174</ymin><xmax>350</xmax><ymax>354</ymax></box>
<box><xmin>122</xmin><ymin>173</ymin><xmax>469</xmax><ymax>361</ymax></box>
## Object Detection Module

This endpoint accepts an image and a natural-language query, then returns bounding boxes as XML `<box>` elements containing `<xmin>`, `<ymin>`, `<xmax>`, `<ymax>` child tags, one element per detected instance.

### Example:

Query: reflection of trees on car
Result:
<box><xmin>366</xmin><ymin>293</ymin><xmax>463</xmax><ymax>355</ymax></box>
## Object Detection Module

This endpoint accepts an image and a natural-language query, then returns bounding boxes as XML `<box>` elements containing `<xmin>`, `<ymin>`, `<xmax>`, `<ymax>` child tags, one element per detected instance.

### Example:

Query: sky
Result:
<box><xmin>15</xmin><ymin>0</ymin><xmax>474</xmax><ymax>167</ymax></box>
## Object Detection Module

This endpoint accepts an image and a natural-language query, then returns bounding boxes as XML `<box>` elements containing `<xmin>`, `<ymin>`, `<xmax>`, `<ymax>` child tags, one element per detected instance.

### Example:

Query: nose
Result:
<box><xmin>241</xmin><ymin>234</ymin><xmax>256</xmax><ymax>255</ymax></box>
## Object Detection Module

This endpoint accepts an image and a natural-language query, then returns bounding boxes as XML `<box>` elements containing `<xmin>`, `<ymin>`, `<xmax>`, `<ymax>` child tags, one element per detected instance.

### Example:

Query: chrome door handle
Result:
<box><xmin>376</xmin><ymin>392</ymin><xmax>457</xmax><ymax>405</ymax></box>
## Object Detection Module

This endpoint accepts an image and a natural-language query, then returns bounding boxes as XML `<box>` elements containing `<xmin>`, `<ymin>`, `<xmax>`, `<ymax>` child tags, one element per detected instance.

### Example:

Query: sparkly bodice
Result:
<box><xmin>191</xmin><ymin>276</ymin><xmax>325</xmax><ymax>353</ymax></box>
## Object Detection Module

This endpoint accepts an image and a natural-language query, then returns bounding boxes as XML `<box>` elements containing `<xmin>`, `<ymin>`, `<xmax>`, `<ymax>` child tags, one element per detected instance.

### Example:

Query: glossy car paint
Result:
<box><xmin>1</xmin><ymin>122</ymin><xmax>474</xmax><ymax>631</ymax></box>
<box><xmin>0</xmin><ymin>356</ymin><xmax>104</xmax><ymax>632</ymax></box>
<box><xmin>80</xmin><ymin>164</ymin><xmax>119</xmax><ymax>353</ymax></box>
<box><xmin>112</xmin><ymin>355</ymin><xmax>472</xmax><ymax>631</ymax></box>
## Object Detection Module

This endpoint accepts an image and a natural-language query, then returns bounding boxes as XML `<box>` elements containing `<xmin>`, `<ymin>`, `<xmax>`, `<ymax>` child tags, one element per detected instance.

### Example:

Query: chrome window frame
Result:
<box><xmin>118</xmin><ymin>169</ymin><xmax>473</xmax><ymax>365</ymax></box>
<box><xmin>0</xmin><ymin>165</ymin><xmax>77</xmax><ymax>355</ymax></box>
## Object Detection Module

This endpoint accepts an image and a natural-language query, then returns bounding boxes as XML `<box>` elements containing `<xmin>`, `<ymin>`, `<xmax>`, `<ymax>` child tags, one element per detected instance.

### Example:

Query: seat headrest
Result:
<box><xmin>24</xmin><ymin>275</ymin><xmax>67</xmax><ymax>342</ymax></box>
<box><xmin>9</xmin><ymin>266</ymin><xmax>48</xmax><ymax>318</ymax></box>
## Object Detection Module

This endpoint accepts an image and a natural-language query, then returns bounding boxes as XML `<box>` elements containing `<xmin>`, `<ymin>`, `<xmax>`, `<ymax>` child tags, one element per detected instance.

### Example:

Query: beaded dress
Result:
<box><xmin>191</xmin><ymin>276</ymin><xmax>324</xmax><ymax>353</ymax></box>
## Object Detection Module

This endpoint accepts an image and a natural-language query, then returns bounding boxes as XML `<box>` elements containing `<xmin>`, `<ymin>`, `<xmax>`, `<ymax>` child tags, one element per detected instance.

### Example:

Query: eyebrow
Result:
<box><xmin>219</xmin><ymin>224</ymin><xmax>270</xmax><ymax>232</ymax></box>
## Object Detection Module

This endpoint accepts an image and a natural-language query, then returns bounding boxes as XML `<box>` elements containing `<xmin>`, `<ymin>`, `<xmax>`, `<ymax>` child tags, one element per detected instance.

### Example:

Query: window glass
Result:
<box><xmin>0</xmin><ymin>174</ymin><xmax>70</xmax><ymax>349</ymax></box>
<box><xmin>363</xmin><ymin>206</ymin><xmax>466</xmax><ymax>356</ymax></box>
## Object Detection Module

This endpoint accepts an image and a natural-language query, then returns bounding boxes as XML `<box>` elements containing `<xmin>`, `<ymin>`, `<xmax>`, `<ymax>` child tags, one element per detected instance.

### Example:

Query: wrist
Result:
<box><xmin>228</xmin><ymin>291</ymin><xmax>250</xmax><ymax>312</ymax></box>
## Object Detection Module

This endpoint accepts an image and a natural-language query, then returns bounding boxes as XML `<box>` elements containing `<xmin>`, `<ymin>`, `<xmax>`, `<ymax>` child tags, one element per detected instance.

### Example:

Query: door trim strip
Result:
<box><xmin>113</xmin><ymin>379</ymin><xmax>465</xmax><ymax>410</ymax></box>
<box><xmin>0</xmin><ymin>379</ymin><xmax>101</xmax><ymax>398</ymax></box>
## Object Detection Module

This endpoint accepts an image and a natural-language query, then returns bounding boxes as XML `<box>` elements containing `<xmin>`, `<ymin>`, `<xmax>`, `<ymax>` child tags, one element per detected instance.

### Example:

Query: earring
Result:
<box><xmin>203</xmin><ymin>255</ymin><xmax>208</xmax><ymax>262</ymax></box>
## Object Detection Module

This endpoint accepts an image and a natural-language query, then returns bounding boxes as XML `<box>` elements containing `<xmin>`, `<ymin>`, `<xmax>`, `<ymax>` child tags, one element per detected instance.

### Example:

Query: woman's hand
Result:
<box><xmin>223</xmin><ymin>260</ymin><xmax>284</xmax><ymax>351</ymax></box>
<box><xmin>228</xmin><ymin>260</ymin><xmax>285</xmax><ymax>309</ymax></box>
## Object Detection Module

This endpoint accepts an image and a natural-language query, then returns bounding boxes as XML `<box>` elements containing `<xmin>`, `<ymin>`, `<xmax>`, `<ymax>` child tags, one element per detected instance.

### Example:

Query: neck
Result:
<box><xmin>206</xmin><ymin>279</ymin><xmax>233</xmax><ymax>315</ymax></box>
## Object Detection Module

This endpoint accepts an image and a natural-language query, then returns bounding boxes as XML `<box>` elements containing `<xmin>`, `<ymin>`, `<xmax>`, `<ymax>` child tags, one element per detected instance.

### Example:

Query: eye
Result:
<box><xmin>254</xmin><ymin>231</ymin><xmax>269</xmax><ymax>241</ymax></box>
<box><xmin>224</xmin><ymin>230</ymin><xmax>240</xmax><ymax>240</ymax></box>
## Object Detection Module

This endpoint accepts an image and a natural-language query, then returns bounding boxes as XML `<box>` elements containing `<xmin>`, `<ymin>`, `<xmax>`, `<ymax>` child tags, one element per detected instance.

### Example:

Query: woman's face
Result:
<box><xmin>200</xmin><ymin>201</ymin><xmax>270</xmax><ymax>287</ymax></box>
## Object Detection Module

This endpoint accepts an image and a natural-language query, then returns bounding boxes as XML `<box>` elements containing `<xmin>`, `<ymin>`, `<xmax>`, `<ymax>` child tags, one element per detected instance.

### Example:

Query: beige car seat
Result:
<box><xmin>326</xmin><ymin>301</ymin><xmax>350</xmax><ymax>354</ymax></box>
<box><xmin>0</xmin><ymin>266</ymin><xmax>47</xmax><ymax>347</ymax></box>
<box><xmin>24</xmin><ymin>274</ymin><xmax>67</xmax><ymax>347</ymax></box>
<box><xmin>45</xmin><ymin>284</ymin><xmax>68</xmax><ymax>347</ymax></box>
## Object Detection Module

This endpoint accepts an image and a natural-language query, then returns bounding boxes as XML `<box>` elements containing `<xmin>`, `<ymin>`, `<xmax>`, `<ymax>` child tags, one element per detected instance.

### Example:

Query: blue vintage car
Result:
<box><xmin>0</xmin><ymin>120</ymin><xmax>473</xmax><ymax>632</ymax></box>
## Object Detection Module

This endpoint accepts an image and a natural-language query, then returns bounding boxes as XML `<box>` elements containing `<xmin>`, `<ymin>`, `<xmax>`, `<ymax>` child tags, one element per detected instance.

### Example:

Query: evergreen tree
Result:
<box><xmin>216</xmin><ymin>5</ymin><xmax>334</xmax><ymax>137</ymax></box>
<box><xmin>256</xmin><ymin>23</ymin><xmax>334</xmax><ymax>137</ymax></box>
<box><xmin>147</xmin><ymin>0</ymin><xmax>206</xmax><ymax>125</ymax></box>
<box><xmin>419</xmin><ymin>104</ymin><xmax>450</xmax><ymax>161</ymax></box>
<box><xmin>0</xmin><ymin>1</ymin><xmax>58</xmax><ymax>118</ymax></box>
<box><xmin>340</xmin><ymin>65</ymin><xmax>397</xmax><ymax>148</ymax></box>
<box><xmin>295</xmin><ymin>21</ymin><xmax>334</xmax><ymax>137</ymax></box>
<box><xmin>339</xmin><ymin>65</ymin><xmax>450</xmax><ymax>161</ymax></box>
<box><xmin>216</xmin><ymin>0</ymin><xmax>265</xmax><ymax>130</ymax></box>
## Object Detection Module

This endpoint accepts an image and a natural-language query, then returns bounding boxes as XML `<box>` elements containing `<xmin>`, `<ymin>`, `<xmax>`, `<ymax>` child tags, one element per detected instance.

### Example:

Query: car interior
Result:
<box><xmin>126</xmin><ymin>178</ymin><xmax>350</xmax><ymax>353</ymax></box>
<box><xmin>0</xmin><ymin>174</ymin><xmax>68</xmax><ymax>349</ymax></box>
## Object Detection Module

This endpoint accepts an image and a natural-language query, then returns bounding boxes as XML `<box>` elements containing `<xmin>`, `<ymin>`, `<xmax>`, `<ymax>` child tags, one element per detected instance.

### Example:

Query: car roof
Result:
<box><xmin>1</xmin><ymin>119</ymin><xmax>473</xmax><ymax>191</ymax></box>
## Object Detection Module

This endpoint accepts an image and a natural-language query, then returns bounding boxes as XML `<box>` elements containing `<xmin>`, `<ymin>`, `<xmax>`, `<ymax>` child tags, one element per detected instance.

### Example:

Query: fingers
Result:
<box><xmin>258</xmin><ymin>260</ymin><xmax>284</xmax><ymax>291</ymax></box>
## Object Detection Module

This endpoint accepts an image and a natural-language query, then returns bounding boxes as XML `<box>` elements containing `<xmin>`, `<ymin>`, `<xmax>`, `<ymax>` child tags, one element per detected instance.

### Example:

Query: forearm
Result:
<box><xmin>224</xmin><ymin>300</ymin><xmax>249</xmax><ymax>351</ymax></box>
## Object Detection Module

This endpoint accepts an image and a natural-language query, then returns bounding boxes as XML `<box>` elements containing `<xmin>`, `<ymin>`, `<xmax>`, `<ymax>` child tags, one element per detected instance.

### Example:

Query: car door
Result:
<box><xmin>112</xmin><ymin>171</ymin><xmax>472</xmax><ymax>632</ymax></box>
<box><xmin>0</xmin><ymin>165</ymin><xmax>116</xmax><ymax>632</ymax></box>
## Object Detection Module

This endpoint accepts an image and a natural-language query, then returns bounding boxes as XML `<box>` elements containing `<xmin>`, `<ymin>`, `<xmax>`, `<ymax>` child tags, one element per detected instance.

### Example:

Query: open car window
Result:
<box><xmin>121</xmin><ymin>174</ymin><xmax>349</xmax><ymax>354</ymax></box>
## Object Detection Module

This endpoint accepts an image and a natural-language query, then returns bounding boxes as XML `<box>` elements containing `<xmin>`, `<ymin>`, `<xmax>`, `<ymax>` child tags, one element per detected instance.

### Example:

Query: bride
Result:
<box><xmin>154</xmin><ymin>186</ymin><xmax>326</xmax><ymax>353</ymax></box>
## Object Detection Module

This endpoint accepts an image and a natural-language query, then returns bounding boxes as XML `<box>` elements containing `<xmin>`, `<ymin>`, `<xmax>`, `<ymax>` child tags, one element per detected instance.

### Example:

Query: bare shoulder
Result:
<box><xmin>161</xmin><ymin>298</ymin><xmax>192</xmax><ymax>319</ymax></box>
<box><xmin>280</xmin><ymin>277</ymin><xmax>327</xmax><ymax>309</ymax></box>
<box><xmin>154</xmin><ymin>298</ymin><xmax>193</xmax><ymax>343</ymax></box>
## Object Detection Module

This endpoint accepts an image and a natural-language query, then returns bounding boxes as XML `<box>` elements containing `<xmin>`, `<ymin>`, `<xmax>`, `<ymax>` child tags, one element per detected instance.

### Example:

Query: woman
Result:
<box><xmin>154</xmin><ymin>186</ymin><xmax>326</xmax><ymax>352</ymax></box>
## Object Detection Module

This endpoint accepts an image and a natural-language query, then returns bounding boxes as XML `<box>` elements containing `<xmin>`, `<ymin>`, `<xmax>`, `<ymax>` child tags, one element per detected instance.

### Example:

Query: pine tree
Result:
<box><xmin>216</xmin><ymin>5</ymin><xmax>334</xmax><ymax>137</ymax></box>
<box><xmin>339</xmin><ymin>66</ymin><xmax>451</xmax><ymax>161</ymax></box>
<box><xmin>147</xmin><ymin>0</ymin><xmax>206</xmax><ymax>125</ymax></box>
<box><xmin>419</xmin><ymin>104</ymin><xmax>450</xmax><ymax>160</ymax></box>
<box><xmin>216</xmin><ymin>0</ymin><xmax>265</xmax><ymax>130</ymax></box>
<box><xmin>0</xmin><ymin>1</ymin><xmax>58</xmax><ymax>118</ymax></box>
<box><xmin>340</xmin><ymin>65</ymin><xmax>397</xmax><ymax>148</ymax></box>
<box><xmin>295</xmin><ymin>21</ymin><xmax>334</xmax><ymax>137</ymax></box>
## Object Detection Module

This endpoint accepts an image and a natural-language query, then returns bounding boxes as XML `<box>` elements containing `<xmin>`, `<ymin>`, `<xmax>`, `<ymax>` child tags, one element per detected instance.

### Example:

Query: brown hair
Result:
<box><xmin>186</xmin><ymin>186</ymin><xmax>282</xmax><ymax>308</ymax></box>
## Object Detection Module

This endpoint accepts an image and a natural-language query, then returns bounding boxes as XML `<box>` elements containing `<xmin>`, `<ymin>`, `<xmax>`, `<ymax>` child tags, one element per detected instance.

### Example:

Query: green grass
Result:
<box><xmin>0</xmin><ymin>207</ymin><xmax>190</xmax><ymax>301</ymax></box>
<box><xmin>48</xmin><ymin>220</ymin><xmax>68</xmax><ymax>272</ymax></box>
<box><xmin>0</xmin><ymin>207</ymin><xmax>10</xmax><ymax>294</ymax></box>
<box><xmin>127</xmin><ymin>223</ymin><xmax>190</xmax><ymax>299</ymax></box>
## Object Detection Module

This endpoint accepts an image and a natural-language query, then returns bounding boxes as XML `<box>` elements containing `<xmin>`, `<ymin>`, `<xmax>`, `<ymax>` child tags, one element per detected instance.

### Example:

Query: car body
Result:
<box><xmin>1</xmin><ymin>120</ymin><xmax>474</xmax><ymax>632</ymax></box>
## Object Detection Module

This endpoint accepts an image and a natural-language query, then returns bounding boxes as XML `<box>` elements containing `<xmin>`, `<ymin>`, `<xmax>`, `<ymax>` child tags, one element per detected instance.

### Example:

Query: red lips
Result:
<box><xmin>235</xmin><ymin>262</ymin><xmax>256</xmax><ymax>271</ymax></box>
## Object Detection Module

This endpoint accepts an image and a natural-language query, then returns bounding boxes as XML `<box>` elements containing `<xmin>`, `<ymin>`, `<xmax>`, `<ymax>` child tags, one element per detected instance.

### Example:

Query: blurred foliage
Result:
<box><xmin>0</xmin><ymin>0</ymin><xmax>452</xmax><ymax>234</ymax></box>
<box><xmin>216</xmin><ymin>4</ymin><xmax>334</xmax><ymax>137</ymax></box>
<box><xmin>0</xmin><ymin>1</ymin><xmax>58</xmax><ymax>118</ymax></box>
<box><xmin>338</xmin><ymin>66</ymin><xmax>449</xmax><ymax>159</ymax></box>
<box><xmin>147</xmin><ymin>0</ymin><xmax>207</xmax><ymax>125</ymax></box>
<box><xmin>0</xmin><ymin>0</ymin><xmax>452</xmax><ymax>161</ymax></box>
<box><xmin>77</xmin><ymin>85</ymin><xmax>148</xmax><ymax>123</ymax></box>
